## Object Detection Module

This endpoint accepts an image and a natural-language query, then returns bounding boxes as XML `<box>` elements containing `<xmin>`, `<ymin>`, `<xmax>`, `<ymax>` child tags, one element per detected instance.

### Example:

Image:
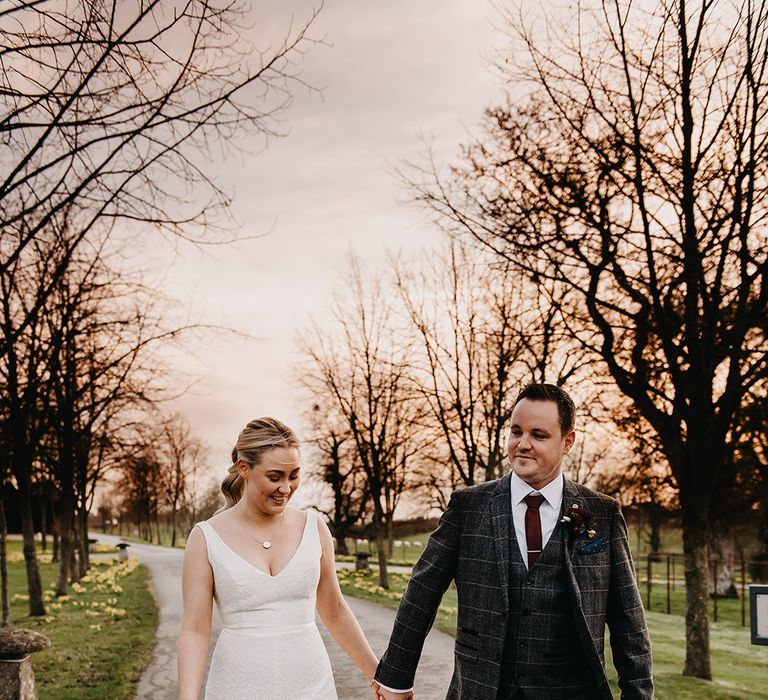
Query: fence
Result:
<box><xmin>341</xmin><ymin>538</ymin><xmax>768</xmax><ymax>626</ymax></box>
<box><xmin>635</xmin><ymin>552</ymin><xmax>768</xmax><ymax>625</ymax></box>
<box><xmin>345</xmin><ymin>537</ymin><xmax>425</xmax><ymax>563</ymax></box>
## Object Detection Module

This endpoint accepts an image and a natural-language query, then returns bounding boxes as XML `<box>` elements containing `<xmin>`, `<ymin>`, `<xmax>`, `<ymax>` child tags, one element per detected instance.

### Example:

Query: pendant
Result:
<box><xmin>262</xmin><ymin>541</ymin><xmax>271</xmax><ymax>549</ymax></box>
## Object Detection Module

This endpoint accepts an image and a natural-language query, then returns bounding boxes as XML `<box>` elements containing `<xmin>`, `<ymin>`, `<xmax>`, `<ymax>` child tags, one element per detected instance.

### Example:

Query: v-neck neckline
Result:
<box><xmin>207</xmin><ymin>511</ymin><xmax>311</xmax><ymax>578</ymax></box>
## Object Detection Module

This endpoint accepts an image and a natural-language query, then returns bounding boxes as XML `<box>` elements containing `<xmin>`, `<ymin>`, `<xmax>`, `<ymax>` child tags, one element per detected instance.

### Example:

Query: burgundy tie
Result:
<box><xmin>524</xmin><ymin>494</ymin><xmax>546</xmax><ymax>569</ymax></box>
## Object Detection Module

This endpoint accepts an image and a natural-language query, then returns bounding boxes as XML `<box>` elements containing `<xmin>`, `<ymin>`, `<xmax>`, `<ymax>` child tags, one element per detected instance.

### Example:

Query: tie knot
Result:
<box><xmin>524</xmin><ymin>494</ymin><xmax>545</xmax><ymax>510</ymax></box>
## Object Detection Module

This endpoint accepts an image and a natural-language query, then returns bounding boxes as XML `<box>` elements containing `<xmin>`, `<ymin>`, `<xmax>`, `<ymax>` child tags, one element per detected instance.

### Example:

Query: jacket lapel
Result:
<box><xmin>490</xmin><ymin>472</ymin><xmax>513</xmax><ymax>613</ymax></box>
<box><xmin>562</xmin><ymin>477</ymin><xmax>584</xmax><ymax>603</ymax></box>
<box><xmin>562</xmin><ymin>478</ymin><xmax>582</xmax><ymax>557</ymax></box>
<box><xmin>561</xmin><ymin>478</ymin><xmax>611</xmax><ymax>697</ymax></box>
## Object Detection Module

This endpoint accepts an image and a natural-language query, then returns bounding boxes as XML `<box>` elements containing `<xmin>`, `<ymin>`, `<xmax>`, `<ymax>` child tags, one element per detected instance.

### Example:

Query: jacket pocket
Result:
<box><xmin>576</xmin><ymin>537</ymin><xmax>606</xmax><ymax>555</ymax></box>
<box><xmin>455</xmin><ymin>628</ymin><xmax>479</xmax><ymax>661</ymax></box>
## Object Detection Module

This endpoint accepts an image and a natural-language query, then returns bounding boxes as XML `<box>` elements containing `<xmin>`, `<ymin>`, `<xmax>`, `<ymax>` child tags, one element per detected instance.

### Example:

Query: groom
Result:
<box><xmin>374</xmin><ymin>383</ymin><xmax>652</xmax><ymax>699</ymax></box>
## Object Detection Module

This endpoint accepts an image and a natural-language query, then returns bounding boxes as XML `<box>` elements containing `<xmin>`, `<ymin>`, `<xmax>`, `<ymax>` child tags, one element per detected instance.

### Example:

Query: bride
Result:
<box><xmin>177</xmin><ymin>417</ymin><xmax>381</xmax><ymax>699</ymax></box>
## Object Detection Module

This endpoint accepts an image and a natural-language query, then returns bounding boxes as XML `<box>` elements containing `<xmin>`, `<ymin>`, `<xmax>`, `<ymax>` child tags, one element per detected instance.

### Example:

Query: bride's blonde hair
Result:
<box><xmin>220</xmin><ymin>417</ymin><xmax>300</xmax><ymax>509</ymax></box>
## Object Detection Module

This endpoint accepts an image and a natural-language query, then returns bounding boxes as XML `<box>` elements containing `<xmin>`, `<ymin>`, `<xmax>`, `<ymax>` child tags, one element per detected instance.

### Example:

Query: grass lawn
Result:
<box><xmin>614</xmin><ymin>612</ymin><xmax>768</xmax><ymax>699</ymax></box>
<box><xmin>5</xmin><ymin>540</ymin><xmax>158</xmax><ymax>700</ymax></box>
<box><xmin>338</xmin><ymin>570</ymin><xmax>768</xmax><ymax>699</ymax></box>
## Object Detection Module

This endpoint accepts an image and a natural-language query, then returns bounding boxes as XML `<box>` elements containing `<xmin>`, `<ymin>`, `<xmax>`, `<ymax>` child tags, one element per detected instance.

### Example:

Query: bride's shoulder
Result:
<box><xmin>205</xmin><ymin>510</ymin><xmax>229</xmax><ymax>526</ymax></box>
<box><xmin>200</xmin><ymin>510</ymin><xmax>234</xmax><ymax>535</ymax></box>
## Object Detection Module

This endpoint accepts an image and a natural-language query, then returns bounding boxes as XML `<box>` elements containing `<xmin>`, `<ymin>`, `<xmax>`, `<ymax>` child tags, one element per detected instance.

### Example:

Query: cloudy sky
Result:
<box><xmin>160</xmin><ymin>0</ymin><xmax>508</xmax><ymax>487</ymax></box>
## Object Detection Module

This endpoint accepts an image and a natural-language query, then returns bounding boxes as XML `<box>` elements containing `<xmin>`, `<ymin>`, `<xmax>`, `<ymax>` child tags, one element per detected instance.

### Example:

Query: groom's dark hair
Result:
<box><xmin>514</xmin><ymin>383</ymin><xmax>576</xmax><ymax>435</ymax></box>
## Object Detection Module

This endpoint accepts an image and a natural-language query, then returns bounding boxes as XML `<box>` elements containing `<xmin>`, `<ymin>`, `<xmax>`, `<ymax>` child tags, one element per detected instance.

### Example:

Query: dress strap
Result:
<box><xmin>306</xmin><ymin>509</ymin><xmax>317</xmax><ymax>539</ymax></box>
<box><xmin>195</xmin><ymin>521</ymin><xmax>218</xmax><ymax>563</ymax></box>
<box><xmin>305</xmin><ymin>509</ymin><xmax>322</xmax><ymax>556</ymax></box>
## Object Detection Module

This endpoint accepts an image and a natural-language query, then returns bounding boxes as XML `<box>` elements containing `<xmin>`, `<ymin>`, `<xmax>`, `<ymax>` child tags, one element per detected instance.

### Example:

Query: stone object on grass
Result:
<box><xmin>116</xmin><ymin>542</ymin><xmax>130</xmax><ymax>562</ymax></box>
<box><xmin>0</xmin><ymin>628</ymin><xmax>50</xmax><ymax>700</ymax></box>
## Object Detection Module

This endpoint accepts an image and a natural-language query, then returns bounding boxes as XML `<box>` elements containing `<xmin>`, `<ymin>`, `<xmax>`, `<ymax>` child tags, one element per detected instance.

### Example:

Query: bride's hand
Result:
<box><xmin>374</xmin><ymin>686</ymin><xmax>413</xmax><ymax>700</ymax></box>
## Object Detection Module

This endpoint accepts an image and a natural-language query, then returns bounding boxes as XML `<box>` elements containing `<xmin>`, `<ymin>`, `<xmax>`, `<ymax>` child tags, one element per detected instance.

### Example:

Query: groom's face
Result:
<box><xmin>507</xmin><ymin>398</ymin><xmax>575</xmax><ymax>490</ymax></box>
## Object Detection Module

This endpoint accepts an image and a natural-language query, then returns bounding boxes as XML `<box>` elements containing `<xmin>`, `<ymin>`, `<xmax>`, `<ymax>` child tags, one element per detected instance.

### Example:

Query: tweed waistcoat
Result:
<box><xmin>498</xmin><ymin>516</ymin><xmax>595</xmax><ymax>700</ymax></box>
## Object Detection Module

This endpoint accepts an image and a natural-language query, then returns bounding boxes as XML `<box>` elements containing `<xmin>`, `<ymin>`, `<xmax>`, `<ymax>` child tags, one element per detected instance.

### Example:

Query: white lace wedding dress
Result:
<box><xmin>196</xmin><ymin>511</ymin><xmax>338</xmax><ymax>699</ymax></box>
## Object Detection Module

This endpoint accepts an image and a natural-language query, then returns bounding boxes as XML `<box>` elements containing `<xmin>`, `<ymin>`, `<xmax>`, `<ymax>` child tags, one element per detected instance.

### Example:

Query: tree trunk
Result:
<box><xmin>69</xmin><ymin>546</ymin><xmax>79</xmax><ymax>584</ymax></box>
<box><xmin>70</xmin><ymin>513</ymin><xmax>82</xmax><ymax>582</ymax></box>
<box><xmin>372</xmin><ymin>504</ymin><xmax>389</xmax><ymax>589</ymax></box>
<box><xmin>18</xmin><ymin>479</ymin><xmax>45</xmax><ymax>616</ymax></box>
<box><xmin>171</xmin><ymin>502</ymin><xmax>178</xmax><ymax>548</ymax></box>
<box><xmin>681</xmin><ymin>512</ymin><xmax>711</xmax><ymax>679</ymax></box>
<box><xmin>709</xmin><ymin>532</ymin><xmax>737</xmax><ymax>598</ymax></box>
<box><xmin>648</xmin><ymin>510</ymin><xmax>662</xmax><ymax>559</ymax></box>
<box><xmin>51</xmin><ymin>511</ymin><xmax>60</xmax><ymax>564</ymax></box>
<box><xmin>0</xmin><ymin>495</ymin><xmax>10</xmax><ymax>627</ymax></box>
<box><xmin>55</xmin><ymin>495</ymin><xmax>74</xmax><ymax>596</ymax></box>
<box><xmin>648</xmin><ymin>503</ymin><xmax>664</xmax><ymax>561</ymax></box>
<box><xmin>77</xmin><ymin>507</ymin><xmax>89</xmax><ymax>577</ymax></box>
<box><xmin>337</xmin><ymin>529</ymin><xmax>351</xmax><ymax>556</ymax></box>
<box><xmin>39</xmin><ymin>496</ymin><xmax>47</xmax><ymax>552</ymax></box>
<box><xmin>336</xmin><ymin>536</ymin><xmax>350</xmax><ymax>556</ymax></box>
<box><xmin>328</xmin><ymin>523</ymin><xmax>351</xmax><ymax>555</ymax></box>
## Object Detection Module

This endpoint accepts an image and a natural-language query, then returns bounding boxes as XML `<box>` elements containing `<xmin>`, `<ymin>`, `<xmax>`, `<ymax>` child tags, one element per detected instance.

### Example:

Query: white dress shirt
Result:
<box><xmin>510</xmin><ymin>471</ymin><xmax>564</xmax><ymax>569</ymax></box>
<box><xmin>378</xmin><ymin>472</ymin><xmax>565</xmax><ymax>694</ymax></box>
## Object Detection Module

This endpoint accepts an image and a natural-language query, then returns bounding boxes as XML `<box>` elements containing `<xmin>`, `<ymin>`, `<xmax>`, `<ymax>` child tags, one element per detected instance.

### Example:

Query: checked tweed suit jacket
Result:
<box><xmin>375</xmin><ymin>474</ymin><xmax>653</xmax><ymax>699</ymax></box>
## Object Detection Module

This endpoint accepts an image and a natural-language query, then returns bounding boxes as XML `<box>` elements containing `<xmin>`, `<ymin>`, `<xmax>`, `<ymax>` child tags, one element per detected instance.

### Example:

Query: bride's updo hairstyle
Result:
<box><xmin>220</xmin><ymin>417</ymin><xmax>300</xmax><ymax>509</ymax></box>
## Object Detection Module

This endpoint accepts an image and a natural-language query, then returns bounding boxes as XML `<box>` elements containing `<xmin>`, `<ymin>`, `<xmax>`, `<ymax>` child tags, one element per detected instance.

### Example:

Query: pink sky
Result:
<box><xmin>157</xmin><ymin>0</ymin><xmax>507</xmax><ymax>495</ymax></box>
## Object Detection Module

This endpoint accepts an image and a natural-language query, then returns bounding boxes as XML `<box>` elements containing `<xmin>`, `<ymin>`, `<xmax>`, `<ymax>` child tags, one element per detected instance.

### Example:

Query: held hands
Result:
<box><xmin>372</xmin><ymin>684</ymin><xmax>414</xmax><ymax>700</ymax></box>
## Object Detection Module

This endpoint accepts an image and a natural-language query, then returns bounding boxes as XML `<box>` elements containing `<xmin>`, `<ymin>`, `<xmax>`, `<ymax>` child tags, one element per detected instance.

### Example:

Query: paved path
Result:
<box><xmin>95</xmin><ymin>534</ymin><xmax>453</xmax><ymax>699</ymax></box>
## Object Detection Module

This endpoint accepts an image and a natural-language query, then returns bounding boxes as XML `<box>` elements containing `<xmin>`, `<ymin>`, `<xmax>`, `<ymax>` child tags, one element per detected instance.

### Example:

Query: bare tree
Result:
<box><xmin>304</xmin><ymin>403</ymin><xmax>369</xmax><ymax>556</ymax></box>
<box><xmin>0</xmin><ymin>0</ymin><xmax>321</xmax><ymax>342</ymax></box>
<box><xmin>0</xmin><ymin>241</ymin><xmax>60</xmax><ymax>616</ymax></box>
<box><xmin>188</xmin><ymin>477</ymin><xmax>225</xmax><ymax>526</ymax></box>
<box><xmin>393</xmin><ymin>242</ymin><xmax>517</xmax><ymax>490</ymax></box>
<box><xmin>159</xmin><ymin>414</ymin><xmax>207</xmax><ymax>548</ymax></box>
<box><xmin>407</xmin><ymin>0</ymin><xmax>768</xmax><ymax>677</ymax></box>
<box><xmin>737</xmin><ymin>399</ymin><xmax>768</xmax><ymax>576</ymax></box>
<box><xmin>117</xmin><ymin>441</ymin><xmax>165</xmax><ymax>543</ymax></box>
<box><xmin>1</xmin><ymin>0</ymin><xmax>321</xmax><ymax>614</ymax></box>
<box><xmin>393</xmin><ymin>240</ymin><xmax>590</xmax><ymax>507</ymax></box>
<box><xmin>0</xmin><ymin>453</ymin><xmax>9</xmax><ymax>627</ymax></box>
<box><xmin>298</xmin><ymin>258</ymin><xmax>422</xmax><ymax>588</ymax></box>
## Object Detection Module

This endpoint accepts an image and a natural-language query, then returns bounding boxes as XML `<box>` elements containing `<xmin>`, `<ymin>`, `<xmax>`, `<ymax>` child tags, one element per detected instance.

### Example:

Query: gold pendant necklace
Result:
<box><xmin>246</xmin><ymin>511</ymin><xmax>286</xmax><ymax>550</ymax></box>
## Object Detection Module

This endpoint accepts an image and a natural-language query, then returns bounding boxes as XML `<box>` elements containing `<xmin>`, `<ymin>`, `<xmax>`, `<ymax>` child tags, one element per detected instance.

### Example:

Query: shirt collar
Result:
<box><xmin>510</xmin><ymin>471</ymin><xmax>564</xmax><ymax>509</ymax></box>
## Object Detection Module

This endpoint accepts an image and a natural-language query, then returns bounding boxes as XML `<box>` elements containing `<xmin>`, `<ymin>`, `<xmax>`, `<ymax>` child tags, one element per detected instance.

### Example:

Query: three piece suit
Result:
<box><xmin>375</xmin><ymin>473</ymin><xmax>653</xmax><ymax>699</ymax></box>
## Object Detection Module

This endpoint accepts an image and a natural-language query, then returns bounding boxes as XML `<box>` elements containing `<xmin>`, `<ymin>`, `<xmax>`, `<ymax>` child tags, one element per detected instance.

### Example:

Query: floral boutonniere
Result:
<box><xmin>560</xmin><ymin>503</ymin><xmax>597</xmax><ymax>540</ymax></box>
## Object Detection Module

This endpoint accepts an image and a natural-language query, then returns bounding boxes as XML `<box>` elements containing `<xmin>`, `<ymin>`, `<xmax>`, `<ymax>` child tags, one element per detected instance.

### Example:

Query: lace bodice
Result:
<box><xmin>196</xmin><ymin>510</ymin><xmax>337</xmax><ymax>699</ymax></box>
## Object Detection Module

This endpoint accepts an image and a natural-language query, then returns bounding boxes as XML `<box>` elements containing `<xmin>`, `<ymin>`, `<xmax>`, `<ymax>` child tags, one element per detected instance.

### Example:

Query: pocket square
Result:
<box><xmin>577</xmin><ymin>537</ymin><xmax>606</xmax><ymax>555</ymax></box>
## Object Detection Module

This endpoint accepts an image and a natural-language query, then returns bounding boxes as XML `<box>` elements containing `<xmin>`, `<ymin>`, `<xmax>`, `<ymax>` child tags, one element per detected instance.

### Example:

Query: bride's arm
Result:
<box><xmin>315</xmin><ymin>517</ymin><xmax>380</xmax><ymax>688</ymax></box>
<box><xmin>177</xmin><ymin>527</ymin><xmax>214</xmax><ymax>700</ymax></box>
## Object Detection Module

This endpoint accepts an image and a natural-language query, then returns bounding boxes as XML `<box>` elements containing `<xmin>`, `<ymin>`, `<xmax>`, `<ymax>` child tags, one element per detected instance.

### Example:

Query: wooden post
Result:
<box><xmin>666</xmin><ymin>554</ymin><xmax>671</xmax><ymax>614</ymax></box>
<box><xmin>741</xmin><ymin>552</ymin><xmax>746</xmax><ymax>627</ymax></box>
